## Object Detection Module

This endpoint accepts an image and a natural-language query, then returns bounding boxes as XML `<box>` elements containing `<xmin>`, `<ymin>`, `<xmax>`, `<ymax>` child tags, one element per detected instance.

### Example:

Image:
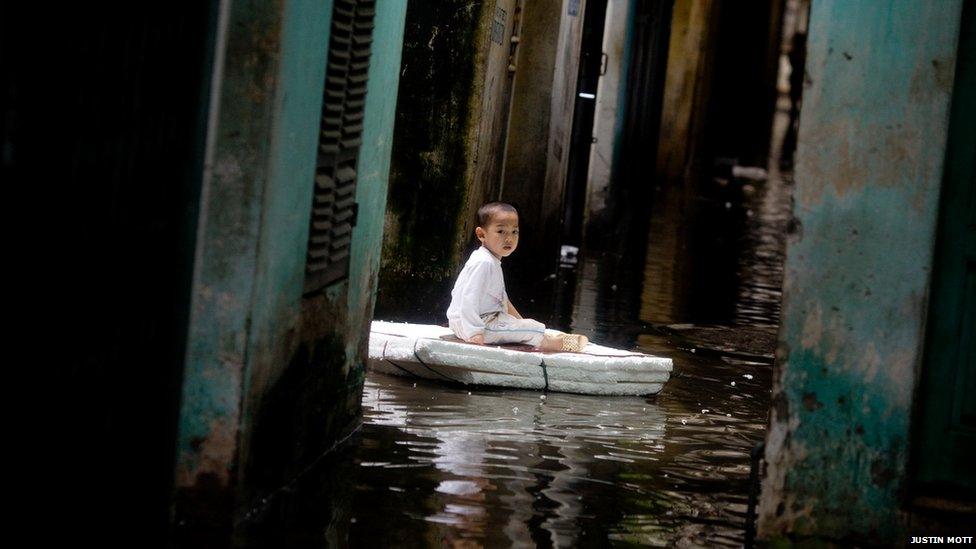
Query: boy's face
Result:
<box><xmin>476</xmin><ymin>211</ymin><xmax>519</xmax><ymax>259</ymax></box>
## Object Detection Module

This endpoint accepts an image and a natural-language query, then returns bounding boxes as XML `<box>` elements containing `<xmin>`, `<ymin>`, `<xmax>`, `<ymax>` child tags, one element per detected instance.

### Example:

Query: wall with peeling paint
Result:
<box><xmin>379</xmin><ymin>0</ymin><xmax>517</xmax><ymax>318</ymax></box>
<box><xmin>758</xmin><ymin>0</ymin><xmax>964</xmax><ymax>544</ymax></box>
<box><xmin>235</xmin><ymin>0</ymin><xmax>334</xmax><ymax>512</ymax></box>
<box><xmin>348</xmin><ymin>2</ymin><xmax>409</xmax><ymax>367</ymax></box>
<box><xmin>171</xmin><ymin>0</ymin><xmax>407</xmax><ymax>542</ymax></box>
<box><xmin>173</xmin><ymin>1</ymin><xmax>291</xmax><ymax>539</ymax></box>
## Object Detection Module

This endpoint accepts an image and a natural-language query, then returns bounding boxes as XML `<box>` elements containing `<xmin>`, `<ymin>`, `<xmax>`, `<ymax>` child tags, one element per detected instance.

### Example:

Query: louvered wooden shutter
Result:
<box><xmin>304</xmin><ymin>0</ymin><xmax>376</xmax><ymax>293</ymax></box>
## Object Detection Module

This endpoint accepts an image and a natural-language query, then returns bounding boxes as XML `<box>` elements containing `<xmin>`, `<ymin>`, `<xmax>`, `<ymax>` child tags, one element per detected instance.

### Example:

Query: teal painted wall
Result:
<box><xmin>237</xmin><ymin>0</ymin><xmax>406</xmax><ymax>524</ymax></box>
<box><xmin>348</xmin><ymin>1</ymin><xmax>409</xmax><ymax>338</ymax></box>
<box><xmin>173</xmin><ymin>1</ymin><xmax>284</xmax><ymax>535</ymax></box>
<box><xmin>242</xmin><ymin>0</ymin><xmax>331</xmax><ymax>423</ymax></box>
<box><xmin>758</xmin><ymin>0</ymin><xmax>964</xmax><ymax>544</ymax></box>
<box><xmin>172</xmin><ymin>0</ymin><xmax>407</xmax><ymax>540</ymax></box>
<box><xmin>173</xmin><ymin>0</ymin><xmax>336</xmax><ymax>537</ymax></box>
<box><xmin>236</xmin><ymin>0</ymin><xmax>333</xmax><ymax>508</ymax></box>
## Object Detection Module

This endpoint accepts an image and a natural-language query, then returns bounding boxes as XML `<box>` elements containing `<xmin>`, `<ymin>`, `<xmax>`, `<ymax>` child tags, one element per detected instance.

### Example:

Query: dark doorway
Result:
<box><xmin>596</xmin><ymin>0</ymin><xmax>674</xmax><ymax>251</ymax></box>
<box><xmin>562</xmin><ymin>0</ymin><xmax>609</xmax><ymax>248</ymax></box>
<box><xmin>616</xmin><ymin>0</ymin><xmax>674</xmax><ymax>190</ymax></box>
<box><xmin>701</xmin><ymin>0</ymin><xmax>785</xmax><ymax>172</ymax></box>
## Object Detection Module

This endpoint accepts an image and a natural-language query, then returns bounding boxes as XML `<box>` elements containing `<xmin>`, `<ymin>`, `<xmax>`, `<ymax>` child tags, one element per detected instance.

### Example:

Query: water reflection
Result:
<box><xmin>353</xmin><ymin>373</ymin><xmax>764</xmax><ymax>546</ymax></box>
<box><xmin>363</xmin><ymin>382</ymin><xmax>667</xmax><ymax>544</ymax></box>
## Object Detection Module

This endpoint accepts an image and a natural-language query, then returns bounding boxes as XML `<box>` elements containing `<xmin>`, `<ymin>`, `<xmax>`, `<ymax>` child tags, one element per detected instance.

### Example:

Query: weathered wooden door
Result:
<box><xmin>914</xmin><ymin>1</ymin><xmax>975</xmax><ymax>497</ymax></box>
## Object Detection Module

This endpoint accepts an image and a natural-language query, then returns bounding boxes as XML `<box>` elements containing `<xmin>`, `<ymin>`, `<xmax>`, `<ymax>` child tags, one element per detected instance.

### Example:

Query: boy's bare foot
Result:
<box><xmin>559</xmin><ymin>334</ymin><xmax>588</xmax><ymax>352</ymax></box>
<box><xmin>540</xmin><ymin>333</ymin><xmax>589</xmax><ymax>352</ymax></box>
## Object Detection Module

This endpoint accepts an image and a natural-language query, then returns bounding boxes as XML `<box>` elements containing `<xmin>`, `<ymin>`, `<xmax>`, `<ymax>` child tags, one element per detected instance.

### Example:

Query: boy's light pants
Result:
<box><xmin>480</xmin><ymin>311</ymin><xmax>546</xmax><ymax>347</ymax></box>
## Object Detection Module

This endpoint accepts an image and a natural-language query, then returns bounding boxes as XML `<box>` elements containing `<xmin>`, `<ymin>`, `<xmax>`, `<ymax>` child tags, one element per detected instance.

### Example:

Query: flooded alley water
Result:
<box><xmin>357</xmin><ymin>166</ymin><xmax>789</xmax><ymax>546</ymax></box>
<box><xmin>243</xmin><ymin>168</ymin><xmax>791</xmax><ymax>547</ymax></box>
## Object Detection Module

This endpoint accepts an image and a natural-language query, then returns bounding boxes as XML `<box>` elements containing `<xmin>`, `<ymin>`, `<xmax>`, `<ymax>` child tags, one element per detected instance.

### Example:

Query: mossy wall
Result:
<box><xmin>379</xmin><ymin>0</ymin><xmax>517</xmax><ymax>319</ymax></box>
<box><xmin>173</xmin><ymin>0</ymin><xmax>408</xmax><ymax>543</ymax></box>
<box><xmin>383</xmin><ymin>1</ymin><xmax>483</xmax><ymax>281</ymax></box>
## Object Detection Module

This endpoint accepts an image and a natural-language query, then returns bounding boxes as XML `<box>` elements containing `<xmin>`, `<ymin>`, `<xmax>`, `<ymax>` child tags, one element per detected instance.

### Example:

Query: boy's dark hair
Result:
<box><xmin>477</xmin><ymin>202</ymin><xmax>518</xmax><ymax>226</ymax></box>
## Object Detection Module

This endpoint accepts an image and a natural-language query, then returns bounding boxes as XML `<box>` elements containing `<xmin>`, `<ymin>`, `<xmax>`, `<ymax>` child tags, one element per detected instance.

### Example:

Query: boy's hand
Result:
<box><xmin>470</xmin><ymin>334</ymin><xmax>485</xmax><ymax>345</ymax></box>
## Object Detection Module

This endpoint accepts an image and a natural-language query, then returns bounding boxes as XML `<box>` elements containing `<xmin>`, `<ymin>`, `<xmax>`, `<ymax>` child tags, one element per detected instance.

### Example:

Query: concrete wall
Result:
<box><xmin>703</xmin><ymin>0</ymin><xmax>785</xmax><ymax>168</ymax></box>
<box><xmin>500</xmin><ymin>0</ymin><xmax>587</xmax><ymax>261</ymax></box>
<box><xmin>657</xmin><ymin>0</ymin><xmax>784</xmax><ymax>178</ymax></box>
<box><xmin>541</xmin><ymin>0</ymin><xmax>587</xmax><ymax>255</ymax></box>
<box><xmin>174</xmin><ymin>1</ymin><xmax>300</xmax><ymax>536</ymax></box>
<box><xmin>655</xmin><ymin>0</ymin><xmax>718</xmax><ymax>182</ymax></box>
<box><xmin>380</xmin><ymin>0</ymin><xmax>517</xmax><ymax>316</ymax></box>
<box><xmin>172</xmin><ymin>0</ymin><xmax>406</xmax><ymax>541</ymax></box>
<box><xmin>501</xmin><ymin>0</ymin><xmax>564</xmax><ymax>257</ymax></box>
<box><xmin>758</xmin><ymin>0</ymin><xmax>964</xmax><ymax>544</ymax></box>
<box><xmin>584</xmin><ymin>0</ymin><xmax>633</xmax><ymax>229</ymax></box>
<box><xmin>469</xmin><ymin>0</ymin><xmax>520</xmax><ymax>221</ymax></box>
<box><xmin>236</xmin><ymin>0</ymin><xmax>334</xmax><ymax>507</ymax></box>
<box><xmin>380</xmin><ymin>0</ymin><xmax>587</xmax><ymax>298</ymax></box>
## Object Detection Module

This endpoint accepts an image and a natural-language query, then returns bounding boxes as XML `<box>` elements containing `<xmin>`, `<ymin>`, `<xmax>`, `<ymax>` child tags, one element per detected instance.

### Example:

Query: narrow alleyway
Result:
<box><xmin>242</xmin><ymin>124</ymin><xmax>792</xmax><ymax>546</ymax></box>
<box><xmin>13</xmin><ymin>0</ymin><xmax>969</xmax><ymax>544</ymax></box>
<box><xmin>234</xmin><ymin>0</ymin><xmax>975</xmax><ymax>544</ymax></box>
<box><xmin>359</xmin><ymin>177</ymin><xmax>786</xmax><ymax>546</ymax></box>
<box><xmin>225</xmin><ymin>0</ymin><xmax>806</xmax><ymax>544</ymax></box>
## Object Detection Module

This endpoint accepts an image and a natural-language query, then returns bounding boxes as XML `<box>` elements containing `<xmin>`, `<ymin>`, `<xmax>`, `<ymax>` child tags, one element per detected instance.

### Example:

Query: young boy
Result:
<box><xmin>447</xmin><ymin>202</ymin><xmax>588</xmax><ymax>352</ymax></box>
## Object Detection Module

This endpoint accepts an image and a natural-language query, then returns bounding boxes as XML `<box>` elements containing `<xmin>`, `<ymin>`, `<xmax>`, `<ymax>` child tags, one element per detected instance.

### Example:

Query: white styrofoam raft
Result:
<box><xmin>368</xmin><ymin>321</ymin><xmax>672</xmax><ymax>396</ymax></box>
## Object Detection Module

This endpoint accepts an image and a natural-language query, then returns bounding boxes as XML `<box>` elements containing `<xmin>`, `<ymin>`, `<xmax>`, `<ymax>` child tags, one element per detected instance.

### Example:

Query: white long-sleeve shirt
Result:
<box><xmin>446</xmin><ymin>246</ymin><xmax>508</xmax><ymax>340</ymax></box>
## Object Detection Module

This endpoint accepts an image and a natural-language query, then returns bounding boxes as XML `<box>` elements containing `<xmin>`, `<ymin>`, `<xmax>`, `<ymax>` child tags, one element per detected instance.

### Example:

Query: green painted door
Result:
<box><xmin>915</xmin><ymin>1</ymin><xmax>976</xmax><ymax>497</ymax></box>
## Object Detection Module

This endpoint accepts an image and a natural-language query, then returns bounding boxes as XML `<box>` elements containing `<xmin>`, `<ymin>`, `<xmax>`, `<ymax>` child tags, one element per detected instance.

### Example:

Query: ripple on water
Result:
<box><xmin>350</xmin><ymin>363</ymin><xmax>768</xmax><ymax>547</ymax></box>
